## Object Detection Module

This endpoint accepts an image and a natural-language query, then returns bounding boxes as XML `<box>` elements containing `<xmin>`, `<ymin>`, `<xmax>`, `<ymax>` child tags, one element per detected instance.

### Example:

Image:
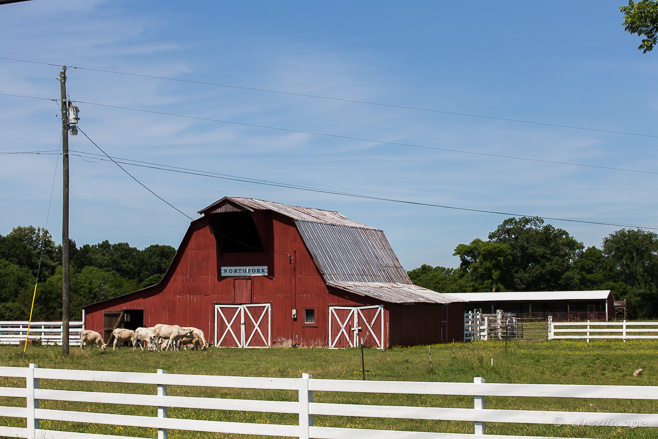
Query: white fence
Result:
<box><xmin>464</xmin><ymin>311</ymin><xmax>519</xmax><ymax>341</ymax></box>
<box><xmin>1</xmin><ymin>365</ymin><xmax>658</xmax><ymax>438</ymax></box>
<box><xmin>0</xmin><ymin>321</ymin><xmax>84</xmax><ymax>346</ymax></box>
<box><xmin>549</xmin><ymin>318</ymin><xmax>658</xmax><ymax>342</ymax></box>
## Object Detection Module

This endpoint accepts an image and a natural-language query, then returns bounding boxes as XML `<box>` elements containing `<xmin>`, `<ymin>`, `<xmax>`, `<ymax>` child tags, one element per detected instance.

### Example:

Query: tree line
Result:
<box><xmin>0</xmin><ymin>226</ymin><xmax>176</xmax><ymax>321</ymax></box>
<box><xmin>2</xmin><ymin>217</ymin><xmax>657</xmax><ymax>321</ymax></box>
<box><xmin>408</xmin><ymin>217</ymin><xmax>658</xmax><ymax>319</ymax></box>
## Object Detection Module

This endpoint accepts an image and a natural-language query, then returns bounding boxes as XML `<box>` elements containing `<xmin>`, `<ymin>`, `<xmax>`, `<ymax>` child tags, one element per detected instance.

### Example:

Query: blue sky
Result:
<box><xmin>1</xmin><ymin>1</ymin><xmax>657</xmax><ymax>270</ymax></box>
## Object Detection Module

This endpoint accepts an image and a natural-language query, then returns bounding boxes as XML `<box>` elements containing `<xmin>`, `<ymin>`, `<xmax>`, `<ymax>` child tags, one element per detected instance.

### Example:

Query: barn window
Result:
<box><xmin>209</xmin><ymin>212</ymin><xmax>264</xmax><ymax>253</ymax></box>
<box><xmin>304</xmin><ymin>308</ymin><xmax>316</xmax><ymax>325</ymax></box>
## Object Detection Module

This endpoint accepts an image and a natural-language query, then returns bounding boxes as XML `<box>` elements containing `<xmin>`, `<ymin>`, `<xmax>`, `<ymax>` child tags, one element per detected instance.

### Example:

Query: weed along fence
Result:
<box><xmin>0</xmin><ymin>321</ymin><xmax>84</xmax><ymax>346</ymax></box>
<box><xmin>2</xmin><ymin>365</ymin><xmax>658</xmax><ymax>438</ymax></box>
<box><xmin>548</xmin><ymin>318</ymin><xmax>658</xmax><ymax>342</ymax></box>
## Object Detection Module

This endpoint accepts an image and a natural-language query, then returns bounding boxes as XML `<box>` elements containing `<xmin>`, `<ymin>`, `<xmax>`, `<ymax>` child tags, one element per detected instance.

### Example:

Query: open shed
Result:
<box><xmin>83</xmin><ymin>197</ymin><xmax>464</xmax><ymax>348</ymax></box>
<box><xmin>444</xmin><ymin>290</ymin><xmax>615</xmax><ymax>321</ymax></box>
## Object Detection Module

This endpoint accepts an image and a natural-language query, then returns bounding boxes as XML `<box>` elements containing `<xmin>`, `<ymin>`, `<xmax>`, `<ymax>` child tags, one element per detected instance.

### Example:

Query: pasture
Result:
<box><xmin>1</xmin><ymin>340</ymin><xmax>658</xmax><ymax>438</ymax></box>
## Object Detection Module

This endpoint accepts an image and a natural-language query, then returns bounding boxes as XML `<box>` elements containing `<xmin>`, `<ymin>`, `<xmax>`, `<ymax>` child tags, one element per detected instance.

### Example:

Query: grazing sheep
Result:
<box><xmin>180</xmin><ymin>327</ymin><xmax>209</xmax><ymax>351</ymax></box>
<box><xmin>102</xmin><ymin>328</ymin><xmax>135</xmax><ymax>351</ymax></box>
<box><xmin>133</xmin><ymin>327</ymin><xmax>157</xmax><ymax>351</ymax></box>
<box><xmin>152</xmin><ymin>324</ymin><xmax>194</xmax><ymax>351</ymax></box>
<box><xmin>79</xmin><ymin>330</ymin><xmax>103</xmax><ymax>350</ymax></box>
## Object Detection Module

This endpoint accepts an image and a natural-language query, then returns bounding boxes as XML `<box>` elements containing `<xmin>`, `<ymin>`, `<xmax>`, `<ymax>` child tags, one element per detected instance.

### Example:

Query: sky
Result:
<box><xmin>0</xmin><ymin>1</ymin><xmax>657</xmax><ymax>271</ymax></box>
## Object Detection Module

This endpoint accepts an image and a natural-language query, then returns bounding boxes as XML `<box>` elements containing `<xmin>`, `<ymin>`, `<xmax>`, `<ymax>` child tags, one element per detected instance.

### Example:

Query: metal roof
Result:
<box><xmin>199</xmin><ymin>197</ymin><xmax>373</xmax><ymax>229</ymax></box>
<box><xmin>444</xmin><ymin>290</ymin><xmax>612</xmax><ymax>302</ymax></box>
<box><xmin>296</xmin><ymin>221</ymin><xmax>410</xmax><ymax>284</ymax></box>
<box><xmin>327</xmin><ymin>282</ymin><xmax>463</xmax><ymax>304</ymax></box>
<box><xmin>200</xmin><ymin>196</ymin><xmax>459</xmax><ymax>304</ymax></box>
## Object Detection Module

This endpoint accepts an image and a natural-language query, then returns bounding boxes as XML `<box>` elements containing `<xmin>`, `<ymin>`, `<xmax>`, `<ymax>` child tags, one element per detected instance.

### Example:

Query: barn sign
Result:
<box><xmin>221</xmin><ymin>266</ymin><xmax>268</xmax><ymax>276</ymax></box>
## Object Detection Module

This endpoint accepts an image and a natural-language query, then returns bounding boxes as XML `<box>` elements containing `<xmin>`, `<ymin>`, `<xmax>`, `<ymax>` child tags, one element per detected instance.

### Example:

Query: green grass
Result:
<box><xmin>1</xmin><ymin>340</ymin><xmax>658</xmax><ymax>438</ymax></box>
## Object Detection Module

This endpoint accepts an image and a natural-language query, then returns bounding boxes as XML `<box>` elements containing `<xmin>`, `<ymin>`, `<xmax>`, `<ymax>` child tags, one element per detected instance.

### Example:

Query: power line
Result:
<box><xmin>10</xmin><ymin>148</ymin><xmax>656</xmax><ymax>231</ymax></box>
<box><xmin>2</xmin><ymin>91</ymin><xmax>658</xmax><ymax>177</ymax></box>
<box><xmin>76</xmin><ymin>127</ymin><xmax>194</xmax><ymax>221</ymax></box>
<box><xmin>1</xmin><ymin>57</ymin><xmax>657</xmax><ymax>139</ymax></box>
<box><xmin>79</xmin><ymin>100</ymin><xmax>658</xmax><ymax>177</ymax></box>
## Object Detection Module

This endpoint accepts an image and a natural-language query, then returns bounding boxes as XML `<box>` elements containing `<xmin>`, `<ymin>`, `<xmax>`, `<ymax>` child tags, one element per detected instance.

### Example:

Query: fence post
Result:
<box><xmin>547</xmin><ymin>315</ymin><xmax>553</xmax><ymax>340</ymax></box>
<box><xmin>27</xmin><ymin>364</ymin><xmax>39</xmax><ymax>439</ymax></box>
<box><xmin>623</xmin><ymin>320</ymin><xmax>627</xmax><ymax>343</ymax></box>
<box><xmin>587</xmin><ymin>320</ymin><xmax>590</xmax><ymax>344</ymax></box>
<box><xmin>474</xmin><ymin>377</ymin><xmax>486</xmax><ymax>435</ymax></box>
<box><xmin>299</xmin><ymin>373</ymin><xmax>313</xmax><ymax>439</ymax></box>
<box><xmin>483</xmin><ymin>317</ymin><xmax>488</xmax><ymax>341</ymax></box>
<box><xmin>157</xmin><ymin>369</ymin><xmax>168</xmax><ymax>439</ymax></box>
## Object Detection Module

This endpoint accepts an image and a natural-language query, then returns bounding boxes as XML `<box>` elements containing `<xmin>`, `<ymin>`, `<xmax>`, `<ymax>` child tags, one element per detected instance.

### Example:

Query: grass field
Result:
<box><xmin>1</xmin><ymin>340</ymin><xmax>657</xmax><ymax>438</ymax></box>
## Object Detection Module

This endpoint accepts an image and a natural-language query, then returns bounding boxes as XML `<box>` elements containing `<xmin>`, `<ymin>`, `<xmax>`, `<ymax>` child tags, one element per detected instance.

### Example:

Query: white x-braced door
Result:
<box><xmin>214</xmin><ymin>304</ymin><xmax>271</xmax><ymax>348</ymax></box>
<box><xmin>329</xmin><ymin>305</ymin><xmax>384</xmax><ymax>349</ymax></box>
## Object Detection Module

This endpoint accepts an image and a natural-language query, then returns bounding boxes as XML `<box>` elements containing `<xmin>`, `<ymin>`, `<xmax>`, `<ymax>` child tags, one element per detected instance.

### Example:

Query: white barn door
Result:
<box><xmin>329</xmin><ymin>305</ymin><xmax>384</xmax><ymax>349</ymax></box>
<box><xmin>214</xmin><ymin>304</ymin><xmax>271</xmax><ymax>348</ymax></box>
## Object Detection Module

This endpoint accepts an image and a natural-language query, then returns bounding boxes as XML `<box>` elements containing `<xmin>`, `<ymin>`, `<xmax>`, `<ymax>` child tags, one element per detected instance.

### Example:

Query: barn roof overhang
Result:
<box><xmin>443</xmin><ymin>290</ymin><xmax>613</xmax><ymax>303</ymax></box>
<box><xmin>328</xmin><ymin>281</ymin><xmax>464</xmax><ymax>305</ymax></box>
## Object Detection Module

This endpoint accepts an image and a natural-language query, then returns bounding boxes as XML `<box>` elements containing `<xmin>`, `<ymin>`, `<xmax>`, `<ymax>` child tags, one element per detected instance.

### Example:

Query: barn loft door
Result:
<box><xmin>329</xmin><ymin>305</ymin><xmax>384</xmax><ymax>349</ymax></box>
<box><xmin>214</xmin><ymin>304</ymin><xmax>271</xmax><ymax>348</ymax></box>
<box><xmin>234</xmin><ymin>279</ymin><xmax>252</xmax><ymax>304</ymax></box>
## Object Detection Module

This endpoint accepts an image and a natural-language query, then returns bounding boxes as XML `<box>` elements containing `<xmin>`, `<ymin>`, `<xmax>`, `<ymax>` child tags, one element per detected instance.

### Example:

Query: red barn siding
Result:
<box><xmin>84</xmin><ymin>200</ymin><xmax>463</xmax><ymax>348</ymax></box>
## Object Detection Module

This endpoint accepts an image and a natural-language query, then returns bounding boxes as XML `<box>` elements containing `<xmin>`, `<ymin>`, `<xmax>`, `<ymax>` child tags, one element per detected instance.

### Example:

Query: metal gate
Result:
<box><xmin>329</xmin><ymin>305</ymin><xmax>384</xmax><ymax>349</ymax></box>
<box><xmin>214</xmin><ymin>304</ymin><xmax>271</xmax><ymax>348</ymax></box>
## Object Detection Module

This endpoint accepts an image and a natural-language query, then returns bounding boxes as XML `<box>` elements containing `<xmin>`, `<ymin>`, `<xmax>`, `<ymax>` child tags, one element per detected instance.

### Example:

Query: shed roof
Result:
<box><xmin>444</xmin><ymin>290</ymin><xmax>612</xmax><ymax>302</ymax></box>
<box><xmin>327</xmin><ymin>281</ymin><xmax>461</xmax><ymax>304</ymax></box>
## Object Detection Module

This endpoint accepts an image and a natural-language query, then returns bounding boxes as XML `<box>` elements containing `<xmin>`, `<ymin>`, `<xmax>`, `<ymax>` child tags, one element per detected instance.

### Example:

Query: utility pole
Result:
<box><xmin>60</xmin><ymin>66</ymin><xmax>70</xmax><ymax>355</ymax></box>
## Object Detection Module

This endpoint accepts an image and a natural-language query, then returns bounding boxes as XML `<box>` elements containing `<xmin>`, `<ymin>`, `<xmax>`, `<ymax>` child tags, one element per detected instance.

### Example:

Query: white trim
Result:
<box><xmin>214</xmin><ymin>304</ymin><xmax>271</xmax><ymax>348</ymax></box>
<box><xmin>328</xmin><ymin>305</ymin><xmax>384</xmax><ymax>349</ymax></box>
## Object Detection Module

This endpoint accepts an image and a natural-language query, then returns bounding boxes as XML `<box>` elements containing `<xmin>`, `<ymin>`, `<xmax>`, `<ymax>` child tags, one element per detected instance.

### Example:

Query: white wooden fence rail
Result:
<box><xmin>548</xmin><ymin>319</ymin><xmax>658</xmax><ymax>342</ymax></box>
<box><xmin>0</xmin><ymin>321</ymin><xmax>84</xmax><ymax>346</ymax></box>
<box><xmin>1</xmin><ymin>365</ymin><xmax>658</xmax><ymax>438</ymax></box>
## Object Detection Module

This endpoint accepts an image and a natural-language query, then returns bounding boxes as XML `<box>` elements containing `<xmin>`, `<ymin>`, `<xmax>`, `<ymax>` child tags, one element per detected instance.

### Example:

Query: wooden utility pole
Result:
<box><xmin>60</xmin><ymin>66</ymin><xmax>70</xmax><ymax>355</ymax></box>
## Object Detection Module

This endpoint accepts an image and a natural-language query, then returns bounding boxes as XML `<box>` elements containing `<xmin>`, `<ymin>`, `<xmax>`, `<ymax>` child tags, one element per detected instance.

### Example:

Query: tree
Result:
<box><xmin>487</xmin><ymin>217</ymin><xmax>584</xmax><ymax>291</ymax></box>
<box><xmin>0</xmin><ymin>226</ymin><xmax>58</xmax><ymax>281</ymax></box>
<box><xmin>408</xmin><ymin>264</ymin><xmax>472</xmax><ymax>292</ymax></box>
<box><xmin>453</xmin><ymin>239</ymin><xmax>512</xmax><ymax>292</ymax></box>
<box><xmin>621</xmin><ymin>0</ymin><xmax>658</xmax><ymax>53</ymax></box>
<box><xmin>0</xmin><ymin>260</ymin><xmax>33</xmax><ymax>320</ymax></box>
<box><xmin>601</xmin><ymin>228</ymin><xmax>658</xmax><ymax>318</ymax></box>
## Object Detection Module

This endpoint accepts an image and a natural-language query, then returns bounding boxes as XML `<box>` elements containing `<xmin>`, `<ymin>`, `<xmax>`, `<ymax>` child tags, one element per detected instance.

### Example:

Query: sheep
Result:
<box><xmin>152</xmin><ymin>324</ymin><xmax>194</xmax><ymax>351</ymax></box>
<box><xmin>102</xmin><ymin>328</ymin><xmax>135</xmax><ymax>351</ymax></box>
<box><xmin>133</xmin><ymin>327</ymin><xmax>157</xmax><ymax>351</ymax></box>
<box><xmin>180</xmin><ymin>327</ymin><xmax>209</xmax><ymax>351</ymax></box>
<box><xmin>79</xmin><ymin>329</ymin><xmax>103</xmax><ymax>350</ymax></box>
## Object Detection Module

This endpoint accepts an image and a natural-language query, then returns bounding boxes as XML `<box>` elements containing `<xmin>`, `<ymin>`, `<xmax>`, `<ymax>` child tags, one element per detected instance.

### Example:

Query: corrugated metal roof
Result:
<box><xmin>444</xmin><ymin>290</ymin><xmax>612</xmax><ymax>302</ymax></box>
<box><xmin>199</xmin><ymin>197</ymin><xmax>460</xmax><ymax>304</ymax></box>
<box><xmin>199</xmin><ymin>197</ymin><xmax>373</xmax><ymax>229</ymax></box>
<box><xmin>327</xmin><ymin>282</ymin><xmax>463</xmax><ymax>304</ymax></box>
<box><xmin>296</xmin><ymin>221</ymin><xmax>410</xmax><ymax>284</ymax></box>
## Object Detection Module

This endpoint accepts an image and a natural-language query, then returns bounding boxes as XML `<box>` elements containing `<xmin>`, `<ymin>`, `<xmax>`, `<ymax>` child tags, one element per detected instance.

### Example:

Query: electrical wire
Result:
<box><xmin>1</xmin><ymin>91</ymin><xmax>657</xmax><ymax>177</ymax></box>
<box><xmin>23</xmin><ymin>146</ymin><xmax>60</xmax><ymax>356</ymax></box>
<box><xmin>11</xmin><ymin>148</ymin><xmax>657</xmax><ymax>231</ymax></box>
<box><xmin>76</xmin><ymin>126</ymin><xmax>194</xmax><ymax>221</ymax></box>
<box><xmin>1</xmin><ymin>57</ymin><xmax>656</xmax><ymax>139</ymax></box>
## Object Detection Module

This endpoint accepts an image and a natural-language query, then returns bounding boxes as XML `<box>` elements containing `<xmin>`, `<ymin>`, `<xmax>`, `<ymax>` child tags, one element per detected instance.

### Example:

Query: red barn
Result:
<box><xmin>83</xmin><ymin>197</ymin><xmax>463</xmax><ymax>348</ymax></box>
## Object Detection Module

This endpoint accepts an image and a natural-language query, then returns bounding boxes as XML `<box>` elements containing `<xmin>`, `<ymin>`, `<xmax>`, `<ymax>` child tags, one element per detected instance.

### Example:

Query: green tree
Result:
<box><xmin>487</xmin><ymin>217</ymin><xmax>584</xmax><ymax>291</ymax></box>
<box><xmin>621</xmin><ymin>0</ymin><xmax>658</xmax><ymax>53</ymax></box>
<box><xmin>0</xmin><ymin>260</ymin><xmax>34</xmax><ymax>320</ymax></box>
<box><xmin>408</xmin><ymin>264</ymin><xmax>472</xmax><ymax>292</ymax></box>
<box><xmin>602</xmin><ymin>228</ymin><xmax>658</xmax><ymax>318</ymax></box>
<box><xmin>573</xmin><ymin>246</ymin><xmax>615</xmax><ymax>290</ymax></box>
<box><xmin>454</xmin><ymin>239</ymin><xmax>512</xmax><ymax>292</ymax></box>
<box><xmin>0</xmin><ymin>226</ymin><xmax>58</xmax><ymax>281</ymax></box>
